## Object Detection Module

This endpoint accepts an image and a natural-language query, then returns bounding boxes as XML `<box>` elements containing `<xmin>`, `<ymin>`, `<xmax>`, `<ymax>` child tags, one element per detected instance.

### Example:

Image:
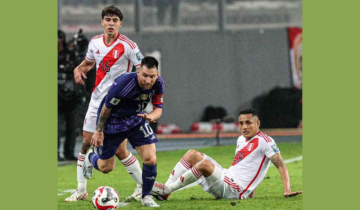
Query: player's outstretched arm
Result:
<box><xmin>73</xmin><ymin>59</ymin><xmax>95</xmax><ymax>85</ymax></box>
<box><xmin>137</xmin><ymin>106</ymin><xmax>162</xmax><ymax>123</ymax></box>
<box><xmin>91</xmin><ymin>104</ymin><xmax>112</xmax><ymax>147</ymax></box>
<box><xmin>270</xmin><ymin>153</ymin><xmax>303</xmax><ymax>198</ymax></box>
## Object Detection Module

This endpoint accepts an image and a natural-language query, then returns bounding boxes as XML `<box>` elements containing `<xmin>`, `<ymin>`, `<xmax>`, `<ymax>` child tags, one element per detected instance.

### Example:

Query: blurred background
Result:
<box><xmin>58</xmin><ymin>0</ymin><xmax>302</xmax><ymax>161</ymax></box>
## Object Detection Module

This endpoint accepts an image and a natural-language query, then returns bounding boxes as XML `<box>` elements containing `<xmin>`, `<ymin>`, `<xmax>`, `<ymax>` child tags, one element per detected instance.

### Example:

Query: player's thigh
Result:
<box><xmin>115</xmin><ymin>139</ymin><xmax>130</xmax><ymax>160</ymax></box>
<box><xmin>128</xmin><ymin>120</ymin><xmax>158</xmax><ymax>154</ymax></box>
<box><xmin>97</xmin><ymin>133</ymin><xmax>127</xmax><ymax>160</ymax></box>
<box><xmin>83</xmin><ymin>105</ymin><xmax>98</xmax><ymax>133</ymax></box>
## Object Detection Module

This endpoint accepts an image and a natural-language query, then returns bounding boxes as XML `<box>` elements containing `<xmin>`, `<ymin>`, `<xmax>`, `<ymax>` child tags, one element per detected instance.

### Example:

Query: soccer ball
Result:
<box><xmin>91</xmin><ymin>186</ymin><xmax>120</xmax><ymax>210</ymax></box>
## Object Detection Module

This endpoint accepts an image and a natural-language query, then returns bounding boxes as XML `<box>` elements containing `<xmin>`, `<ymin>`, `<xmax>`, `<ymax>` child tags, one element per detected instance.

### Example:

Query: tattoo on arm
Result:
<box><xmin>96</xmin><ymin>105</ymin><xmax>112</xmax><ymax>132</ymax></box>
<box><xmin>270</xmin><ymin>153</ymin><xmax>284</xmax><ymax>169</ymax></box>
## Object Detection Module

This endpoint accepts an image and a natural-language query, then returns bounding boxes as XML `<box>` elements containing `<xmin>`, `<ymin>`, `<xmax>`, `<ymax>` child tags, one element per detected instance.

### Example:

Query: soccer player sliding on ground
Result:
<box><xmin>152</xmin><ymin>108</ymin><xmax>302</xmax><ymax>201</ymax></box>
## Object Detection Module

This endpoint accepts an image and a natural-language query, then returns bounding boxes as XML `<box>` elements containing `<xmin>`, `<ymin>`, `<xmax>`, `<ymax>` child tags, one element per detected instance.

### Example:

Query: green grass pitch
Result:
<box><xmin>58</xmin><ymin>142</ymin><xmax>302</xmax><ymax>209</ymax></box>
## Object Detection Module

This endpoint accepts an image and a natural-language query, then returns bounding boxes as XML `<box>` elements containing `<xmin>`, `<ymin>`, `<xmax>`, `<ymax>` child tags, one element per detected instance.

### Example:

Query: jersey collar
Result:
<box><xmin>103</xmin><ymin>33</ymin><xmax>120</xmax><ymax>47</ymax></box>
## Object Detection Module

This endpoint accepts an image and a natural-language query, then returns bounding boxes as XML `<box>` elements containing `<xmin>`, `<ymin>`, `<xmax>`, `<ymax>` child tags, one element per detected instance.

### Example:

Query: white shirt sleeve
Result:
<box><xmin>125</xmin><ymin>42</ymin><xmax>143</xmax><ymax>68</ymax></box>
<box><xmin>261</xmin><ymin>137</ymin><xmax>280</xmax><ymax>158</ymax></box>
<box><xmin>85</xmin><ymin>41</ymin><xmax>95</xmax><ymax>62</ymax></box>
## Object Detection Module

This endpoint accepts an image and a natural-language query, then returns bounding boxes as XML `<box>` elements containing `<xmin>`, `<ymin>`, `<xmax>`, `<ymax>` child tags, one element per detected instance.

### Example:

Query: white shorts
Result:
<box><xmin>82</xmin><ymin>104</ymin><xmax>98</xmax><ymax>133</ymax></box>
<box><xmin>197</xmin><ymin>155</ymin><xmax>244</xmax><ymax>199</ymax></box>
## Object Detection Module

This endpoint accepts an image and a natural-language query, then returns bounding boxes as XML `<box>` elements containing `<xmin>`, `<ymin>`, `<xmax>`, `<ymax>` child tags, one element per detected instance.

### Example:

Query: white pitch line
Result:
<box><xmin>175</xmin><ymin>155</ymin><xmax>303</xmax><ymax>192</ymax></box>
<box><xmin>58</xmin><ymin>156</ymin><xmax>302</xmax><ymax>195</ymax></box>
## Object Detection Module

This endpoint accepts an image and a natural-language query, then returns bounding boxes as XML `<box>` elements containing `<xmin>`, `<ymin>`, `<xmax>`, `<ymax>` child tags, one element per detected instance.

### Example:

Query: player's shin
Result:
<box><xmin>121</xmin><ymin>153</ymin><xmax>143</xmax><ymax>185</ymax></box>
<box><xmin>142</xmin><ymin>163</ymin><xmax>157</xmax><ymax>198</ymax></box>
<box><xmin>89</xmin><ymin>153</ymin><xmax>100</xmax><ymax>170</ymax></box>
<box><xmin>77</xmin><ymin>153</ymin><xmax>87</xmax><ymax>192</ymax></box>
<box><xmin>165</xmin><ymin>157</ymin><xmax>192</xmax><ymax>185</ymax></box>
<box><xmin>167</xmin><ymin>166</ymin><xmax>202</xmax><ymax>192</ymax></box>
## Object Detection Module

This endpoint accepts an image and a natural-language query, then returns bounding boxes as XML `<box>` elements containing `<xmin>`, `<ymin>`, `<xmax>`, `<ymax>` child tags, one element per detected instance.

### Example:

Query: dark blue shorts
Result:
<box><xmin>96</xmin><ymin>120</ymin><xmax>158</xmax><ymax>160</ymax></box>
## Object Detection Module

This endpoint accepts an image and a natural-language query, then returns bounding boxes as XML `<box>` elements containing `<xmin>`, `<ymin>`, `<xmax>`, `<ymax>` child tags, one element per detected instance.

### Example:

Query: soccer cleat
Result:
<box><xmin>82</xmin><ymin>147</ymin><xmax>95</xmax><ymax>179</ymax></box>
<box><xmin>151</xmin><ymin>182</ymin><xmax>171</xmax><ymax>201</ymax></box>
<box><xmin>141</xmin><ymin>195</ymin><xmax>160</xmax><ymax>207</ymax></box>
<box><xmin>124</xmin><ymin>184</ymin><xmax>142</xmax><ymax>202</ymax></box>
<box><xmin>64</xmin><ymin>190</ymin><xmax>88</xmax><ymax>202</ymax></box>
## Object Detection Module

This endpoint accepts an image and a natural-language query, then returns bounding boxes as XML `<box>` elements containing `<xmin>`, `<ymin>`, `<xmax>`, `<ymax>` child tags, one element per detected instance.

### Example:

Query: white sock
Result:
<box><xmin>168</xmin><ymin>166</ymin><xmax>202</xmax><ymax>192</ymax></box>
<box><xmin>165</xmin><ymin>157</ymin><xmax>192</xmax><ymax>185</ymax></box>
<box><xmin>121</xmin><ymin>153</ymin><xmax>143</xmax><ymax>185</ymax></box>
<box><xmin>77</xmin><ymin>153</ymin><xmax>87</xmax><ymax>192</ymax></box>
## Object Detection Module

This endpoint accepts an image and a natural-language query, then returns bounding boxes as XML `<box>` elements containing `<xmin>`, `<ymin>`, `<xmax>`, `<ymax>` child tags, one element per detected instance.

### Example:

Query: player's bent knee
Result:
<box><xmin>143</xmin><ymin>157</ymin><xmax>157</xmax><ymax>166</ymax></box>
<box><xmin>99</xmin><ymin>165</ymin><xmax>114</xmax><ymax>174</ymax></box>
<box><xmin>196</xmin><ymin>160</ymin><xmax>214</xmax><ymax>175</ymax></box>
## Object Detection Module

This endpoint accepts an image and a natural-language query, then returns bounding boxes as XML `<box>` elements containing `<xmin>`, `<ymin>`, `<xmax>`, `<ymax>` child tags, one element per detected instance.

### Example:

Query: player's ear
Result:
<box><xmin>257</xmin><ymin>120</ymin><xmax>261</xmax><ymax>128</ymax></box>
<box><xmin>119</xmin><ymin>21</ymin><xmax>123</xmax><ymax>28</ymax></box>
<box><xmin>101</xmin><ymin>19</ymin><xmax>104</xmax><ymax>27</ymax></box>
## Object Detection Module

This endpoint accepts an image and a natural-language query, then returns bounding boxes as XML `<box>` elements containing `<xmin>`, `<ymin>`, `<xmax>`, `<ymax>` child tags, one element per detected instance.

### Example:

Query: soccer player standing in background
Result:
<box><xmin>65</xmin><ymin>5</ymin><xmax>144</xmax><ymax>202</ymax></box>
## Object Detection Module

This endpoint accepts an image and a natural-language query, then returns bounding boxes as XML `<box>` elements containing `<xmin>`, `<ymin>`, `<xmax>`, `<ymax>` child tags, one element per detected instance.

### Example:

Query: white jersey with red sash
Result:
<box><xmin>226</xmin><ymin>131</ymin><xmax>280</xmax><ymax>199</ymax></box>
<box><xmin>85</xmin><ymin>33</ymin><xmax>143</xmax><ymax>108</ymax></box>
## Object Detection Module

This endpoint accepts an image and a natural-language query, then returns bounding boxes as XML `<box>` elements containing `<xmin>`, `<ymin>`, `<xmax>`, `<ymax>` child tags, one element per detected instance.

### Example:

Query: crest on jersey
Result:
<box><xmin>140</xmin><ymin>94</ymin><xmax>148</xmax><ymax>100</ymax></box>
<box><xmin>247</xmin><ymin>143</ymin><xmax>254</xmax><ymax>151</ymax></box>
<box><xmin>110</xmin><ymin>97</ymin><xmax>121</xmax><ymax>105</ymax></box>
<box><xmin>113</xmin><ymin>50</ymin><xmax>120</xmax><ymax>59</ymax></box>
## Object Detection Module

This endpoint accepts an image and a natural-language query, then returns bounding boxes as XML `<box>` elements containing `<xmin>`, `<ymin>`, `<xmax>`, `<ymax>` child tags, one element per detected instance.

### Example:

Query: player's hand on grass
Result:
<box><xmin>137</xmin><ymin>113</ymin><xmax>157</xmax><ymax>123</ymax></box>
<box><xmin>74</xmin><ymin>68</ymin><xmax>87</xmax><ymax>85</ymax></box>
<box><xmin>91</xmin><ymin>131</ymin><xmax>104</xmax><ymax>147</ymax></box>
<box><xmin>284</xmin><ymin>191</ymin><xmax>302</xmax><ymax>198</ymax></box>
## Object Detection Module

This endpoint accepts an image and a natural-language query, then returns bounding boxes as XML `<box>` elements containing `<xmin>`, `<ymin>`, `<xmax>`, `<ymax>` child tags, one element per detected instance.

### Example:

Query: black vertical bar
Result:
<box><xmin>218</xmin><ymin>0</ymin><xmax>226</xmax><ymax>32</ymax></box>
<box><xmin>135</xmin><ymin>0</ymin><xmax>141</xmax><ymax>33</ymax></box>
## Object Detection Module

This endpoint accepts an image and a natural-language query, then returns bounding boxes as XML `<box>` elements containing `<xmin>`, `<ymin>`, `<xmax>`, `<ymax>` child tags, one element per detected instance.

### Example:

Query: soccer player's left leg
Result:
<box><xmin>136</xmin><ymin>144</ymin><xmax>157</xmax><ymax>198</ymax></box>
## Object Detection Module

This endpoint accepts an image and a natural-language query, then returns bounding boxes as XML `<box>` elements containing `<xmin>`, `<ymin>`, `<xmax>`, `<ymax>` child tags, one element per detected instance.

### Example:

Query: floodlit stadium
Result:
<box><xmin>58</xmin><ymin>0</ymin><xmax>302</xmax><ymax>209</ymax></box>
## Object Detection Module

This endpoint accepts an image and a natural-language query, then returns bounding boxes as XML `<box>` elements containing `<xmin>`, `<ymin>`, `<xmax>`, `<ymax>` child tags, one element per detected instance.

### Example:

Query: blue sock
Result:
<box><xmin>89</xmin><ymin>153</ymin><xmax>100</xmax><ymax>170</ymax></box>
<box><xmin>142</xmin><ymin>163</ymin><xmax>157</xmax><ymax>198</ymax></box>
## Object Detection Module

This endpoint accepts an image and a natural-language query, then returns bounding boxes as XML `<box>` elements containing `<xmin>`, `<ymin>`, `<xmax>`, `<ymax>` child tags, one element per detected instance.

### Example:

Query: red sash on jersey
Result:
<box><xmin>92</xmin><ymin>43</ymin><xmax>125</xmax><ymax>92</ymax></box>
<box><xmin>232</xmin><ymin>138</ymin><xmax>259</xmax><ymax>166</ymax></box>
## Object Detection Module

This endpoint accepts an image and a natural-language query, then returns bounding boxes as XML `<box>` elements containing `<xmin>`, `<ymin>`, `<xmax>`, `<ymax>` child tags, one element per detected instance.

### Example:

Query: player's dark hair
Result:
<box><xmin>102</xmin><ymin>5</ymin><xmax>123</xmax><ymax>21</ymax></box>
<box><xmin>141</xmin><ymin>56</ymin><xmax>159</xmax><ymax>70</ymax></box>
<box><xmin>239</xmin><ymin>108</ymin><xmax>258</xmax><ymax>117</ymax></box>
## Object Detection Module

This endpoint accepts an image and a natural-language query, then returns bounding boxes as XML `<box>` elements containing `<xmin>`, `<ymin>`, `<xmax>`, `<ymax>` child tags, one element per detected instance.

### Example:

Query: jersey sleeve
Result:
<box><xmin>104</xmin><ymin>75</ymin><xmax>133</xmax><ymax>108</ymax></box>
<box><xmin>261</xmin><ymin>137</ymin><xmax>280</xmax><ymax>158</ymax></box>
<box><xmin>152</xmin><ymin>77</ymin><xmax>165</xmax><ymax>108</ymax></box>
<box><xmin>85</xmin><ymin>41</ymin><xmax>95</xmax><ymax>62</ymax></box>
<box><xmin>125</xmin><ymin>42</ymin><xmax>143</xmax><ymax>68</ymax></box>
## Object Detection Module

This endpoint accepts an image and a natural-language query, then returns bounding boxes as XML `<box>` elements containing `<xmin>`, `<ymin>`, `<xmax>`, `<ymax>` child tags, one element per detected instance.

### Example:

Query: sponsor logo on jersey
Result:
<box><xmin>136</xmin><ymin>52</ymin><xmax>144</xmax><ymax>61</ymax></box>
<box><xmin>140</xmin><ymin>94</ymin><xmax>148</xmax><ymax>100</ymax></box>
<box><xmin>113</xmin><ymin>50</ymin><xmax>120</xmax><ymax>59</ymax></box>
<box><xmin>96</xmin><ymin>50</ymin><xmax>100</xmax><ymax>54</ymax></box>
<box><xmin>247</xmin><ymin>143</ymin><xmax>254</xmax><ymax>151</ymax></box>
<box><xmin>110</xmin><ymin>97</ymin><xmax>121</xmax><ymax>105</ymax></box>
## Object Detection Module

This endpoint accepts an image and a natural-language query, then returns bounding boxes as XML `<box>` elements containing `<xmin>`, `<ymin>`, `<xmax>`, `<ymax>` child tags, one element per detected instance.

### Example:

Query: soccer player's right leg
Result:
<box><xmin>165</xmin><ymin>149</ymin><xmax>204</xmax><ymax>185</ymax></box>
<box><xmin>115</xmin><ymin>140</ymin><xmax>143</xmax><ymax>201</ymax></box>
<box><xmin>64</xmin><ymin>130</ymin><xmax>92</xmax><ymax>202</ymax></box>
<box><xmin>65</xmin><ymin>106</ymin><xmax>97</xmax><ymax>202</ymax></box>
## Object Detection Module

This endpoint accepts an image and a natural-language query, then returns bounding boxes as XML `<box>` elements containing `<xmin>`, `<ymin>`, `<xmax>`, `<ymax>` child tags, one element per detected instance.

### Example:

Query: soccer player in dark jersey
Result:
<box><xmin>83</xmin><ymin>56</ymin><xmax>164</xmax><ymax>207</ymax></box>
